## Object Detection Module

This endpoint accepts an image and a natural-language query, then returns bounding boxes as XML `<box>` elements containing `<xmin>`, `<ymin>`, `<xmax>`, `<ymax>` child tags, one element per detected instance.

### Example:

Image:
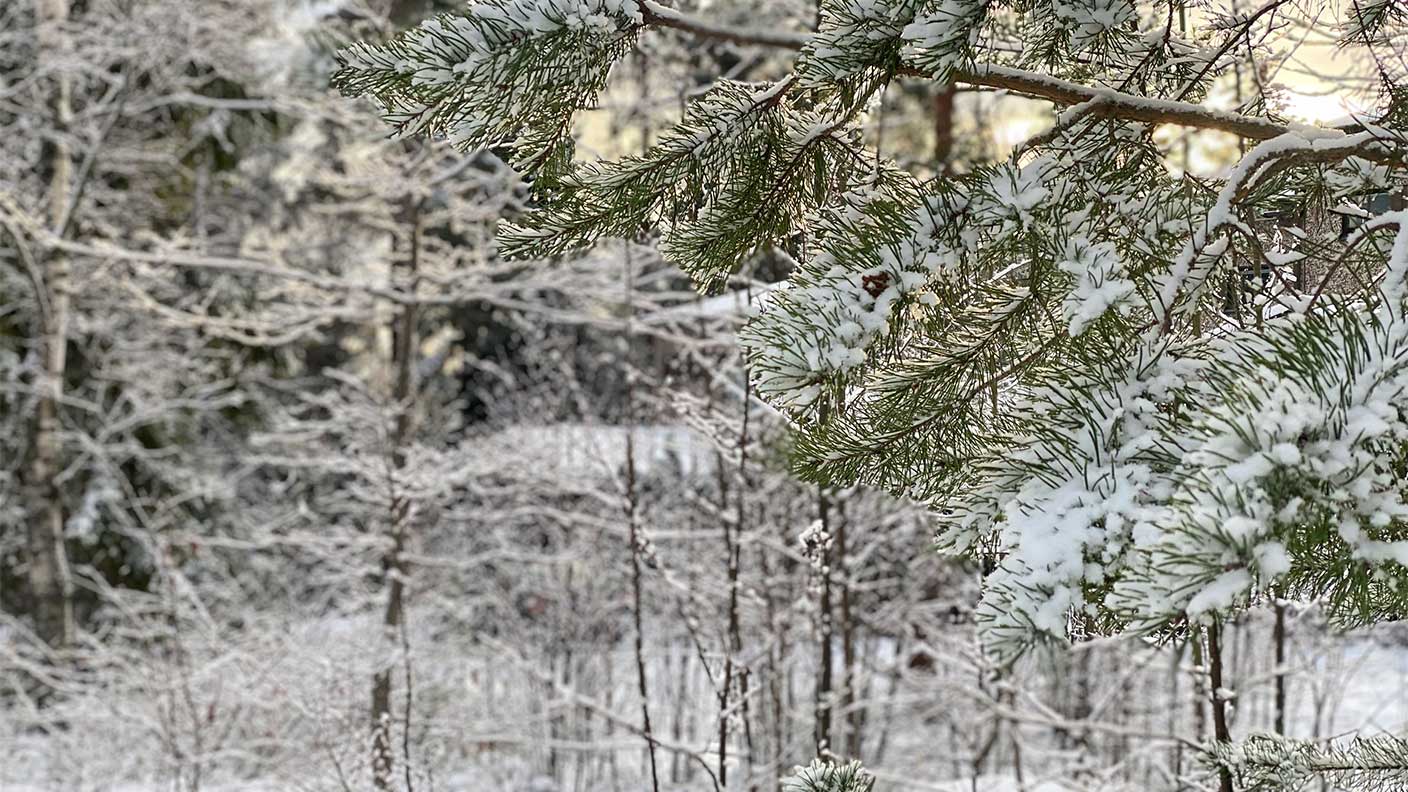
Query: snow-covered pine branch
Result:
<box><xmin>496</xmin><ymin>77</ymin><xmax>867</xmax><ymax>292</ymax></box>
<box><xmin>332</xmin><ymin>0</ymin><xmax>646</xmax><ymax>176</ymax></box>
<box><xmin>1216</xmin><ymin>733</ymin><xmax>1408</xmax><ymax>791</ymax></box>
<box><xmin>327</xmin><ymin>2</ymin><xmax>1408</xmax><ymax>785</ymax></box>
<box><xmin>336</xmin><ymin>0</ymin><xmax>1408</xmax><ymax>657</ymax></box>
<box><xmin>782</xmin><ymin>758</ymin><xmax>876</xmax><ymax>792</ymax></box>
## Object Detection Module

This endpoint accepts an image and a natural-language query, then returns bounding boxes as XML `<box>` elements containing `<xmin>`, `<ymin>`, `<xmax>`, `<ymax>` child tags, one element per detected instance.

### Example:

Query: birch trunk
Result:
<box><xmin>28</xmin><ymin>0</ymin><xmax>76</xmax><ymax>651</ymax></box>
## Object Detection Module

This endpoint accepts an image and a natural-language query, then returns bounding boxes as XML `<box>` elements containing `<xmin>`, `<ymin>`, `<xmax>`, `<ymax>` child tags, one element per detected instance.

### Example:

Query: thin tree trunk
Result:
<box><xmin>758</xmin><ymin>543</ymin><xmax>784</xmax><ymax>790</ymax></box>
<box><xmin>715</xmin><ymin>371</ymin><xmax>747</xmax><ymax>785</ymax></box>
<box><xmin>814</xmin><ymin>487</ymin><xmax>833</xmax><ymax>759</ymax></box>
<box><xmin>933</xmin><ymin>81</ymin><xmax>956</xmax><ymax>170</ymax></box>
<box><xmin>372</xmin><ymin>198</ymin><xmax>421</xmax><ymax>789</ymax></box>
<box><xmin>27</xmin><ymin>0</ymin><xmax>76</xmax><ymax>652</ymax></box>
<box><xmin>671</xmin><ymin>641</ymin><xmax>690</xmax><ymax>784</ymax></box>
<box><xmin>620</xmin><ymin>239</ymin><xmax>661</xmax><ymax>792</ymax></box>
<box><xmin>1009</xmin><ymin>693</ymin><xmax>1026</xmax><ymax>792</ymax></box>
<box><xmin>1073</xmin><ymin>649</ymin><xmax>1093</xmax><ymax>753</ymax></box>
<box><xmin>836</xmin><ymin>503</ymin><xmax>859</xmax><ymax>759</ymax></box>
<box><xmin>718</xmin><ymin>524</ymin><xmax>734</xmax><ymax>786</ymax></box>
<box><xmin>733</xmin><ymin>373</ymin><xmax>756</xmax><ymax>788</ymax></box>
<box><xmin>1170</xmin><ymin>641</ymin><xmax>1183</xmax><ymax>779</ymax></box>
<box><xmin>626</xmin><ymin>434</ymin><xmax>661</xmax><ymax>792</ymax></box>
<box><xmin>1191</xmin><ymin>627</ymin><xmax>1207</xmax><ymax>744</ymax></box>
<box><xmin>1208</xmin><ymin>619</ymin><xmax>1235</xmax><ymax>792</ymax></box>
<box><xmin>1273</xmin><ymin>602</ymin><xmax>1287</xmax><ymax>735</ymax></box>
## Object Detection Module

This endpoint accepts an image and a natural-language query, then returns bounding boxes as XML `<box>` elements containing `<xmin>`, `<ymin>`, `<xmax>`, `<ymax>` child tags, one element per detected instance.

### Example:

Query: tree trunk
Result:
<box><xmin>933</xmin><ymin>81</ymin><xmax>956</xmax><ymax>170</ymax></box>
<box><xmin>1273</xmin><ymin>602</ymin><xmax>1287</xmax><ymax>736</ymax></box>
<box><xmin>372</xmin><ymin>198</ymin><xmax>421</xmax><ymax>789</ymax></box>
<box><xmin>1208</xmin><ymin>619</ymin><xmax>1235</xmax><ymax>792</ymax></box>
<box><xmin>1169</xmin><ymin>642</ymin><xmax>1183</xmax><ymax>778</ymax></box>
<box><xmin>836</xmin><ymin>502</ymin><xmax>860</xmax><ymax>759</ymax></box>
<box><xmin>730</xmin><ymin>358</ymin><xmax>754</xmax><ymax>785</ymax></box>
<box><xmin>814</xmin><ymin>487</ymin><xmax>833</xmax><ymax>758</ymax></box>
<box><xmin>670</xmin><ymin>641</ymin><xmax>690</xmax><ymax>784</ymax></box>
<box><xmin>623</xmin><ymin>240</ymin><xmax>661</xmax><ymax>792</ymax></box>
<box><xmin>28</xmin><ymin>0</ymin><xmax>76</xmax><ymax>651</ymax></box>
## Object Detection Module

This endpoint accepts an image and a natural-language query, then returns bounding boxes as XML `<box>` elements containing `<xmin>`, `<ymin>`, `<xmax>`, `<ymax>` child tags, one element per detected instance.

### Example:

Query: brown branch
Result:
<box><xmin>942</xmin><ymin>63</ymin><xmax>1293</xmax><ymax>140</ymax></box>
<box><xmin>635</xmin><ymin>3</ymin><xmax>1360</xmax><ymax>143</ymax></box>
<box><xmin>640</xmin><ymin>0</ymin><xmax>812</xmax><ymax>50</ymax></box>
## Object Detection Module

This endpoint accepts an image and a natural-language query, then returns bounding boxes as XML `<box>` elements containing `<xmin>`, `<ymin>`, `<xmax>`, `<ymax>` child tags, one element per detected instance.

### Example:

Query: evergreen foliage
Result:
<box><xmin>336</xmin><ymin>1</ymin><xmax>1408</xmax><ymax>782</ymax></box>
<box><xmin>782</xmin><ymin>759</ymin><xmax>876</xmax><ymax>792</ymax></box>
<box><xmin>332</xmin><ymin>0</ymin><xmax>645</xmax><ymax>177</ymax></box>
<box><xmin>1215</xmin><ymin>733</ymin><xmax>1408</xmax><ymax>791</ymax></box>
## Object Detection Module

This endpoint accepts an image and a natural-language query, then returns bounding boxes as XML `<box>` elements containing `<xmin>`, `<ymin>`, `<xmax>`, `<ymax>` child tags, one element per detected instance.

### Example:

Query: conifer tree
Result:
<box><xmin>325</xmin><ymin>0</ymin><xmax>1408</xmax><ymax>785</ymax></box>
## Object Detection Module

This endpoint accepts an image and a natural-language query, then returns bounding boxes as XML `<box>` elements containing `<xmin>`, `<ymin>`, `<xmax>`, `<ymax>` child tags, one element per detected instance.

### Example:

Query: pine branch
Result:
<box><xmin>501</xmin><ymin>77</ymin><xmax>867</xmax><ymax>292</ymax></box>
<box><xmin>1217</xmin><ymin>733</ymin><xmax>1408</xmax><ymax>791</ymax></box>
<box><xmin>640</xmin><ymin>0</ymin><xmax>810</xmax><ymax>50</ymax></box>
<box><xmin>332</xmin><ymin>1</ymin><xmax>646</xmax><ymax>176</ymax></box>
<box><xmin>641</xmin><ymin>2</ymin><xmax>1373</xmax><ymax>144</ymax></box>
<box><xmin>333</xmin><ymin>0</ymin><xmax>1408</xmax><ymax>699</ymax></box>
<box><xmin>782</xmin><ymin>759</ymin><xmax>875</xmax><ymax>792</ymax></box>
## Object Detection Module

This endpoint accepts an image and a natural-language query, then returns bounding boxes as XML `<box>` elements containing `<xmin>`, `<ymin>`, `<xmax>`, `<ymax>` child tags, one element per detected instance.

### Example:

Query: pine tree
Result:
<box><xmin>333</xmin><ymin>0</ymin><xmax>1408</xmax><ymax>785</ymax></box>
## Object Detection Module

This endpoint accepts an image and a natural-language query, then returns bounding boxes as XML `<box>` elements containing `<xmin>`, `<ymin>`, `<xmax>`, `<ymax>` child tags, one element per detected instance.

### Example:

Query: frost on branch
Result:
<box><xmin>1216</xmin><ymin>733</ymin><xmax>1408</xmax><ymax>792</ymax></box>
<box><xmin>335</xmin><ymin>0</ymin><xmax>1408</xmax><ymax>665</ymax></box>
<box><xmin>499</xmin><ymin>78</ymin><xmax>866</xmax><ymax>292</ymax></box>
<box><xmin>332</xmin><ymin>0</ymin><xmax>644</xmax><ymax>175</ymax></box>
<box><xmin>950</xmin><ymin>341</ymin><xmax>1193</xmax><ymax>657</ymax></box>
<box><xmin>1059</xmin><ymin>236</ymin><xmax>1135</xmax><ymax>336</ymax></box>
<box><xmin>749</xmin><ymin>135</ymin><xmax>1182</xmax><ymax>506</ymax></box>
<box><xmin>782</xmin><ymin>759</ymin><xmax>876</xmax><ymax>792</ymax></box>
<box><xmin>740</xmin><ymin>172</ymin><xmax>965</xmax><ymax>411</ymax></box>
<box><xmin>900</xmin><ymin>0</ymin><xmax>987</xmax><ymax>80</ymax></box>
<box><xmin>1113</xmin><ymin>307</ymin><xmax>1408</xmax><ymax>632</ymax></box>
<box><xmin>801</xmin><ymin>0</ymin><xmax>924</xmax><ymax>94</ymax></box>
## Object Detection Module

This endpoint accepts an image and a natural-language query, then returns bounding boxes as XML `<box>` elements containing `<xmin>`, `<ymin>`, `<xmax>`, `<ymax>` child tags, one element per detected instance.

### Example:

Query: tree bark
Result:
<box><xmin>814</xmin><ymin>487</ymin><xmax>833</xmax><ymax>759</ymax></box>
<box><xmin>626</xmin><ymin>438</ymin><xmax>661</xmax><ymax>792</ymax></box>
<box><xmin>642</xmin><ymin>4</ymin><xmax>1359</xmax><ymax>146</ymax></box>
<box><xmin>836</xmin><ymin>502</ymin><xmax>860</xmax><ymax>759</ymax></box>
<box><xmin>27</xmin><ymin>0</ymin><xmax>77</xmax><ymax>651</ymax></box>
<box><xmin>933</xmin><ymin>81</ymin><xmax>956</xmax><ymax>171</ymax></box>
<box><xmin>1208</xmin><ymin>619</ymin><xmax>1235</xmax><ymax>792</ymax></box>
<box><xmin>372</xmin><ymin>198</ymin><xmax>421</xmax><ymax>790</ymax></box>
<box><xmin>622</xmin><ymin>240</ymin><xmax>661</xmax><ymax>792</ymax></box>
<box><xmin>732</xmin><ymin>372</ymin><xmax>756</xmax><ymax>787</ymax></box>
<box><xmin>1273</xmin><ymin>603</ymin><xmax>1287</xmax><ymax>736</ymax></box>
